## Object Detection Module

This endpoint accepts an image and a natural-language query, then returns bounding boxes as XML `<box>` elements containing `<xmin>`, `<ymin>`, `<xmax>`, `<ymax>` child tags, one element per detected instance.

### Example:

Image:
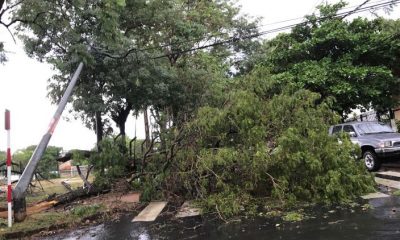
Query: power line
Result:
<box><xmin>94</xmin><ymin>0</ymin><xmax>399</xmax><ymax>61</ymax></box>
<box><xmin>256</xmin><ymin>0</ymin><xmax>390</xmax><ymax>28</ymax></box>
<box><xmin>148</xmin><ymin>0</ymin><xmax>399</xmax><ymax>60</ymax></box>
<box><xmin>340</xmin><ymin>0</ymin><xmax>371</xmax><ymax>19</ymax></box>
<box><xmin>94</xmin><ymin>0</ymin><xmax>376</xmax><ymax>57</ymax></box>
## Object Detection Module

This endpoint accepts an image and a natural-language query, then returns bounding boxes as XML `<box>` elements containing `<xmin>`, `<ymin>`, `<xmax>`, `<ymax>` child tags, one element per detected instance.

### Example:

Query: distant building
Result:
<box><xmin>58</xmin><ymin>160</ymin><xmax>88</xmax><ymax>178</ymax></box>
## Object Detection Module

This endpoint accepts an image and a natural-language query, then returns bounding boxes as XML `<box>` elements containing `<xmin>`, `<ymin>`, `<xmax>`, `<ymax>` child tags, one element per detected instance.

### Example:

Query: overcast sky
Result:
<box><xmin>0</xmin><ymin>0</ymin><xmax>399</xmax><ymax>152</ymax></box>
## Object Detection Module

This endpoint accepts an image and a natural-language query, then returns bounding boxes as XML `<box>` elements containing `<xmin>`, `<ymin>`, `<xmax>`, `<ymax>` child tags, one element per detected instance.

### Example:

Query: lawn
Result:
<box><xmin>0</xmin><ymin>176</ymin><xmax>86</xmax><ymax>208</ymax></box>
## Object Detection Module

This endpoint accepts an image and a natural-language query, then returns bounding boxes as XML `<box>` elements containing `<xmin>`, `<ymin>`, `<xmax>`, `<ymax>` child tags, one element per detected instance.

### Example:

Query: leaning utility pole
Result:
<box><xmin>13</xmin><ymin>62</ymin><xmax>84</xmax><ymax>222</ymax></box>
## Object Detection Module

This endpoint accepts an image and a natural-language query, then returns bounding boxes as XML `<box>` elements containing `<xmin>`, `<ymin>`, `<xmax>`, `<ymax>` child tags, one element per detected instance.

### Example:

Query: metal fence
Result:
<box><xmin>345</xmin><ymin>110</ymin><xmax>391</xmax><ymax>123</ymax></box>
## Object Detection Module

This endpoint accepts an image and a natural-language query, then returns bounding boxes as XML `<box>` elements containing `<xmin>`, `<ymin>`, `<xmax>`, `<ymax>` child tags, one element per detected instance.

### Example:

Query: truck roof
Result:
<box><xmin>333</xmin><ymin>121</ymin><xmax>381</xmax><ymax>126</ymax></box>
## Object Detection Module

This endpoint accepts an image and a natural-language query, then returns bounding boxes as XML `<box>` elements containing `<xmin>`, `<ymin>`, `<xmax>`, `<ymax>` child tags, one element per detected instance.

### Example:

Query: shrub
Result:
<box><xmin>90</xmin><ymin>139</ymin><xmax>129</xmax><ymax>188</ymax></box>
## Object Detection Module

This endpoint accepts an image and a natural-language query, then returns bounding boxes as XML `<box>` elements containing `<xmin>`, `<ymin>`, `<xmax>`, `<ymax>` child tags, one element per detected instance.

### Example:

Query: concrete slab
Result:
<box><xmin>377</xmin><ymin>171</ymin><xmax>400</xmax><ymax>177</ymax></box>
<box><xmin>120</xmin><ymin>193</ymin><xmax>140</xmax><ymax>203</ymax></box>
<box><xmin>175</xmin><ymin>201</ymin><xmax>201</xmax><ymax>218</ymax></box>
<box><xmin>361</xmin><ymin>192</ymin><xmax>390</xmax><ymax>199</ymax></box>
<box><xmin>132</xmin><ymin>201</ymin><xmax>167</xmax><ymax>222</ymax></box>
<box><xmin>375</xmin><ymin>177</ymin><xmax>400</xmax><ymax>189</ymax></box>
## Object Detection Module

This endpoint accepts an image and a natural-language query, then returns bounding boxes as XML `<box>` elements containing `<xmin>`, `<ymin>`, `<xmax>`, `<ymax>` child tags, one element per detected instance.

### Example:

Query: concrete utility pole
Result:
<box><xmin>12</xmin><ymin>62</ymin><xmax>84</xmax><ymax>222</ymax></box>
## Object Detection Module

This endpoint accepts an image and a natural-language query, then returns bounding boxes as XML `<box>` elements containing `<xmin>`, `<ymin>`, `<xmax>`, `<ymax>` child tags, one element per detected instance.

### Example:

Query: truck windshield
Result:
<box><xmin>356</xmin><ymin>122</ymin><xmax>394</xmax><ymax>135</ymax></box>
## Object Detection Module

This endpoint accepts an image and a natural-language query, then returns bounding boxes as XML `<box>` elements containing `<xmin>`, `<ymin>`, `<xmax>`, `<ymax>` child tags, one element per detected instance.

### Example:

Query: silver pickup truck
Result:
<box><xmin>329</xmin><ymin>121</ymin><xmax>400</xmax><ymax>171</ymax></box>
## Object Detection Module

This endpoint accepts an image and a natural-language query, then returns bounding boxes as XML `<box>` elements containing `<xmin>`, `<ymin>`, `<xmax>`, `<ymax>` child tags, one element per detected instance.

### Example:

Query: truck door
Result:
<box><xmin>343</xmin><ymin>125</ymin><xmax>359</xmax><ymax>145</ymax></box>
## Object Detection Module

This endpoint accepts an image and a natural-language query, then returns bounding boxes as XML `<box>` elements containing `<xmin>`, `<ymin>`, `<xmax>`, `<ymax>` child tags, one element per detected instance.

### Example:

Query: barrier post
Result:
<box><xmin>5</xmin><ymin>109</ymin><xmax>12</xmax><ymax>227</ymax></box>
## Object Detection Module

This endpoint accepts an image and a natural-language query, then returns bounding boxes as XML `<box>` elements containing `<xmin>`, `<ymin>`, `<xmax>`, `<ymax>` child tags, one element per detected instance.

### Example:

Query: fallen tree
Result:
<box><xmin>140</xmin><ymin>75</ymin><xmax>376</xmax><ymax>218</ymax></box>
<box><xmin>53</xmin><ymin>186</ymin><xmax>109</xmax><ymax>206</ymax></box>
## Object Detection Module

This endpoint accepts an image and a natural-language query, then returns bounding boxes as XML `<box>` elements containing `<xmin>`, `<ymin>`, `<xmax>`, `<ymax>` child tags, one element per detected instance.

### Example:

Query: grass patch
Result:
<box><xmin>0</xmin><ymin>177</ymin><xmax>86</xmax><ymax>209</ymax></box>
<box><xmin>0</xmin><ymin>204</ymin><xmax>106</xmax><ymax>238</ymax></box>
<box><xmin>71</xmin><ymin>204</ymin><xmax>103</xmax><ymax>218</ymax></box>
<box><xmin>282</xmin><ymin>211</ymin><xmax>304</xmax><ymax>222</ymax></box>
<box><xmin>0</xmin><ymin>211</ymin><xmax>67</xmax><ymax>238</ymax></box>
<box><xmin>0</xmin><ymin>177</ymin><xmax>102</xmax><ymax>238</ymax></box>
<box><xmin>393</xmin><ymin>190</ymin><xmax>400</xmax><ymax>196</ymax></box>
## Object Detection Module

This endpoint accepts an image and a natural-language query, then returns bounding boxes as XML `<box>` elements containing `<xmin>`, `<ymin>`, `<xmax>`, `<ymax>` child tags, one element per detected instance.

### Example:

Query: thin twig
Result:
<box><xmin>215</xmin><ymin>205</ymin><xmax>228</xmax><ymax>223</ymax></box>
<box><xmin>265</xmin><ymin>171</ymin><xmax>284</xmax><ymax>204</ymax></box>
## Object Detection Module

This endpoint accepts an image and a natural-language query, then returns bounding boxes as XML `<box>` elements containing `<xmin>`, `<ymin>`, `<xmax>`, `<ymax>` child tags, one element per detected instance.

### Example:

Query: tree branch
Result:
<box><xmin>0</xmin><ymin>10</ymin><xmax>46</xmax><ymax>45</ymax></box>
<box><xmin>76</xmin><ymin>165</ymin><xmax>93</xmax><ymax>191</ymax></box>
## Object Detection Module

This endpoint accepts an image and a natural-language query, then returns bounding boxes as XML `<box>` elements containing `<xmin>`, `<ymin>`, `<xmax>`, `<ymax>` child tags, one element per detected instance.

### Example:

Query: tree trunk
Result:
<box><xmin>76</xmin><ymin>165</ymin><xmax>92</xmax><ymax>189</ymax></box>
<box><xmin>144</xmin><ymin>107</ymin><xmax>150</xmax><ymax>147</ymax></box>
<box><xmin>54</xmin><ymin>187</ymin><xmax>108</xmax><ymax>206</ymax></box>
<box><xmin>112</xmin><ymin>102</ymin><xmax>132</xmax><ymax>150</ymax></box>
<box><xmin>155</xmin><ymin>109</ymin><xmax>167</xmax><ymax>151</ymax></box>
<box><xmin>95</xmin><ymin>111</ymin><xmax>103</xmax><ymax>151</ymax></box>
<box><xmin>119</xmin><ymin>122</ymin><xmax>126</xmax><ymax>147</ymax></box>
<box><xmin>61</xmin><ymin>181</ymin><xmax>73</xmax><ymax>192</ymax></box>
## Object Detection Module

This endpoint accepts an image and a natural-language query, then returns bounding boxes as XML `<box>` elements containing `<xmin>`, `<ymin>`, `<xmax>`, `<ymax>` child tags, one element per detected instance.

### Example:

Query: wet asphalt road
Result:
<box><xmin>46</xmin><ymin>195</ymin><xmax>400</xmax><ymax>240</ymax></box>
<box><xmin>43</xmin><ymin>161</ymin><xmax>400</xmax><ymax>240</ymax></box>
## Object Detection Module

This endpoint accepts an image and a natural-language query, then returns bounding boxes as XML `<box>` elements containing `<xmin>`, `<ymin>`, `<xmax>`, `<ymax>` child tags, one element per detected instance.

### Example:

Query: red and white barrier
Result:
<box><xmin>5</xmin><ymin>110</ymin><xmax>12</xmax><ymax>227</ymax></box>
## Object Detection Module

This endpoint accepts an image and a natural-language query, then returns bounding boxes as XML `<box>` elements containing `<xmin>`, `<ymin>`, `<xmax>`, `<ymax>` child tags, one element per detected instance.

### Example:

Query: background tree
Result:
<box><xmin>0</xmin><ymin>150</ymin><xmax>5</xmax><ymax>162</ymax></box>
<box><xmin>262</xmin><ymin>2</ymin><xmax>400</xmax><ymax>116</ymax></box>
<box><xmin>13</xmin><ymin>0</ymin><xmax>258</xmax><ymax>146</ymax></box>
<box><xmin>0</xmin><ymin>0</ymin><xmax>8</xmax><ymax>63</ymax></box>
<box><xmin>13</xmin><ymin>145</ymin><xmax>62</xmax><ymax>179</ymax></box>
<box><xmin>11</xmin><ymin>0</ymin><xmax>140</xmax><ymax>146</ymax></box>
<box><xmin>0</xmin><ymin>150</ymin><xmax>5</xmax><ymax>176</ymax></box>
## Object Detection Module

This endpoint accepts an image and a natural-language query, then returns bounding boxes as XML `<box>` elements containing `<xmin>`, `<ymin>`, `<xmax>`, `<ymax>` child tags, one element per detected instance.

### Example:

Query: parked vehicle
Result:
<box><xmin>329</xmin><ymin>121</ymin><xmax>400</xmax><ymax>171</ymax></box>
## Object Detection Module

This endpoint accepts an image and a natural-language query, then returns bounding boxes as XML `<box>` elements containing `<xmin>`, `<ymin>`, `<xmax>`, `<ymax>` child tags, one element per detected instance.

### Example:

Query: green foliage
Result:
<box><xmin>165</xmin><ymin>70</ymin><xmax>375</xmax><ymax>218</ymax></box>
<box><xmin>90</xmin><ymin>139</ymin><xmax>128</xmax><ymax>188</ymax></box>
<box><xmin>0</xmin><ymin>151</ymin><xmax>5</xmax><ymax>162</ymax></box>
<box><xmin>70</xmin><ymin>150</ymin><xmax>90</xmax><ymax>166</ymax></box>
<box><xmin>282</xmin><ymin>211</ymin><xmax>304</xmax><ymax>222</ymax></box>
<box><xmin>262</xmin><ymin>2</ymin><xmax>400</xmax><ymax>115</ymax></box>
<box><xmin>12</xmin><ymin>145</ymin><xmax>62</xmax><ymax>179</ymax></box>
<box><xmin>393</xmin><ymin>190</ymin><xmax>400</xmax><ymax>196</ymax></box>
<box><xmin>200</xmin><ymin>190</ymin><xmax>258</xmax><ymax>218</ymax></box>
<box><xmin>0</xmin><ymin>151</ymin><xmax>5</xmax><ymax>175</ymax></box>
<box><xmin>13</xmin><ymin>0</ymin><xmax>257</xmax><ymax>139</ymax></box>
<box><xmin>71</xmin><ymin>204</ymin><xmax>102</xmax><ymax>218</ymax></box>
<box><xmin>139</xmin><ymin>176</ymin><xmax>164</xmax><ymax>202</ymax></box>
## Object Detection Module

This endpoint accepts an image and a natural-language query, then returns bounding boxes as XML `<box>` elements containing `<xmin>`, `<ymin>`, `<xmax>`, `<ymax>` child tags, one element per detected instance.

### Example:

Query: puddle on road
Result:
<box><xmin>45</xmin><ymin>196</ymin><xmax>400</xmax><ymax>240</ymax></box>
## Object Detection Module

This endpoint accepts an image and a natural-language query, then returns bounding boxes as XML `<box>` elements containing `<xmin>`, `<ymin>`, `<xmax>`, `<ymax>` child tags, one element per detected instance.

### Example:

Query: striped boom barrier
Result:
<box><xmin>5</xmin><ymin>109</ymin><xmax>12</xmax><ymax>227</ymax></box>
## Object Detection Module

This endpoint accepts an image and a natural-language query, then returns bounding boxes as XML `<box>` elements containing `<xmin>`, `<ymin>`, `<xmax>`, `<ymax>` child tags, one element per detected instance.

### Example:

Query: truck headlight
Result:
<box><xmin>379</xmin><ymin>141</ymin><xmax>392</xmax><ymax>148</ymax></box>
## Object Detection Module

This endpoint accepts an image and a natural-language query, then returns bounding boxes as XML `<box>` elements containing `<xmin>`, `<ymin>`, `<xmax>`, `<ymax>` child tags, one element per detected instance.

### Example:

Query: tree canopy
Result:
<box><xmin>263</xmin><ymin>2</ymin><xmax>400</xmax><ymax>116</ymax></box>
<box><xmin>13</xmin><ymin>145</ymin><xmax>62</xmax><ymax>179</ymax></box>
<box><xmin>12</xmin><ymin>0</ymin><xmax>258</xmax><ymax>143</ymax></box>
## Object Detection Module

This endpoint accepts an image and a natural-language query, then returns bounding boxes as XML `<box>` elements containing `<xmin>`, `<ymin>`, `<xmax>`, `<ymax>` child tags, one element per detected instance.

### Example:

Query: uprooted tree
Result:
<box><xmin>136</xmin><ymin>67</ymin><xmax>375</xmax><ymax>217</ymax></box>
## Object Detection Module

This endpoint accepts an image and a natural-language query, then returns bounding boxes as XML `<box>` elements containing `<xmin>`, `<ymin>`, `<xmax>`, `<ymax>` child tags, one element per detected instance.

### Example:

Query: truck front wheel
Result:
<box><xmin>363</xmin><ymin>150</ymin><xmax>381</xmax><ymax>171</ymax></box>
